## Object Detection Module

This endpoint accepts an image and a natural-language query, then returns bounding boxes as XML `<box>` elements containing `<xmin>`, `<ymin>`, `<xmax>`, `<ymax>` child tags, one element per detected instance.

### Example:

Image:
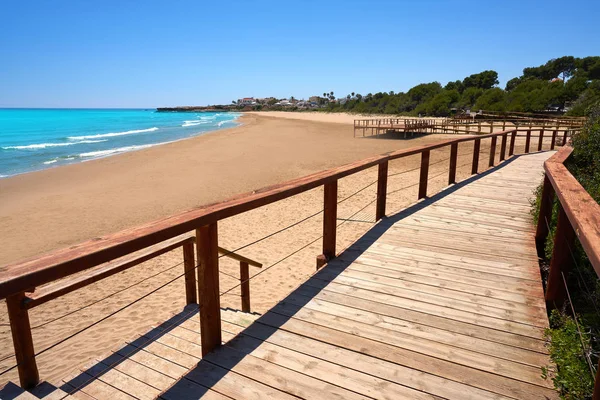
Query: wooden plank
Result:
<box><xmin>300</xmin><ymin>278</ymin><xmax>544</xmax><ymax>338</ymax></box>
<box><xmin>97</xmin><ymin>355</ymin><xmax>174</xmax><ymax>392</ymax></box>
<box><xmin>311</xmin><ymin>270</ymin><xmax>547</xmax><ymax>328</ymax></box>
<box><xmin>223</xmin><ymin>332</ymin><xmax>438</xmax><ymax>400</ymax></box>
<box><xmin>220</xmin><ymin>321</ymin><xmax>510</xmax><ymax>400</ymax></box>
<box><xmin>258</xmin><ymin>311</ymin><xmax>557</xmax><ymax>399</ymax></box>
<box><xmin>240</xmin><ymin>261</ymin><xmax>250</xmax><ymax>312</ymax></box>
<box><xmin>114</xmin><ymin>343</ymin><xmax>188</xmax><ymax>379</ymax></box>
<box><xmin>280</xmin><ymin>292</ymin><xmax>549</xmax><ymax>374</ymax></box>
<box><xmin>159</xmin><ymin>378</ymin><xmax>232</xmax><ymax>400</ymax></box>
<box><xmin>63</xmin><ymin>371</ymin><xmax>136</xmax><ymax>400</ymax></box>
<box><xmin>84</xmin><ymin>362</ymin><xmax>160</xmax><ymax>400</ymax></box>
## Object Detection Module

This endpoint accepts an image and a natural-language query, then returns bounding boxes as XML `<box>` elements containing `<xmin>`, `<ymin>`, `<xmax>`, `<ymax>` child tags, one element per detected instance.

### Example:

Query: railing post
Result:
<box><xmin>418</xmin><ymin>150</ymin><xmax>430</xmax><ymax>199</ymax></box>
<box><xmin>550</xmin><ymin>130</ymin><xmax>557</xmax><ymax>150</ymax></box>
<box><xmin>448</xmin><ymin>143</ymin><xmax>458</xmax><ymax>185</ymax></box>
<box><xmin>196</xmin><ymin>223</ymin><xmax>221</xmax><ymax>356</ymax></box>
<box><xmin>240</xmin><ymin>261</ymin><xmax>250</xmax><ymax>313</ymax></box>
<box><xmin>183</xmin><ymin>240</ymin><xmax>197</xmax><ymax>305</ymax></box>
<box><xmin>509</xmin><ymin>130</ymin><xmax>517</xmax><ymax>156</ymax></box>
<box><xmin>538</xmin><ymin>129</ymin><xmax>544</xmax><ymax>151</ymax></box>
<box><xmin>471</xmin><ymin>139</ymin><xmax>481</xmax><ymax>174</ymax></box>
<box><xmin>525</xmin><ymin>130</ymin><xmax>531</xmax><ymax>153</ymax></box>
<box><xmin>318</xmin><ymin>180</ymin><xmax>338</xmax><ymax>269</ymax></box>
<box><xmin>376</xmin><ymin>161</ymin><xmax>388</xmax><ymax>220</ymax></box>
<box><xmin>545</xmin><ymin>207</ymin><xmax>576</xmax><ymax>310</ymax></box>
<box><xmin>500</xmin><ymin>133</ymin><xmax>507</xmax><ymax>161</ymax></box>
<box><xmin>488</xmin><ymin>136</ymin><xmax>497</xmax><ymax>167</ymax></box>
<box><xmin>562</xmin><ymin>129</ymin><xmax>568</xmax><ymax>146</ymax></box>
<box><xmin>535</xmin><ymin>175</ymin><xmax>556</xmax><ymax>258</ymax></box>
<box><xmin>7</xmin><ymin>292</ymin><xmax>39</xmax><ymax>389</ymax></box>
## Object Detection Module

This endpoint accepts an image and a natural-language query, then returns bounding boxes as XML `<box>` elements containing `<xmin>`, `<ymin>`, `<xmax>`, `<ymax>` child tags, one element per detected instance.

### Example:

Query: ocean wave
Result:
<box><xmin>217</xmin><ymin>120</ymin><xmax>236</xmax><ymax>127</ymax></box>
<box><xmin>79</xmin><ymin>141</ymin><xmax>174</xmax><ymax>158</ymax></box>
<box><xmin>43</xmin><ymin>159</ymin><xmax>58</xmax><ymax>165</ymax></box>
<box><xmin>2</xmin><ymin>139</ymin><xmax>107</xmax><ymax>150</ymax></box>
<box><xmin>182</xmin><ymin>120</ymin><xmax>210</xmax><ymax>127</ymax></box>
<box><xmin>68</xmin><ymin>127</ymin><xmax>159</xmax><ymax>140</ymax></box>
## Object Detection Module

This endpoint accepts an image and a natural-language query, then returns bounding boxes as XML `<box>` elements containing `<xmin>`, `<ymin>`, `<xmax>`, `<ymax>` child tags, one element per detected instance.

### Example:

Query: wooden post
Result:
<box><xmin>471</xmin><ymin>139</ymin><xmax>481</xmax><ymax>174</ymax></box>
<box><xmin>509</xmin><ymin>130</ymin><xmax>517</xmax><ymax>156</ymax></box>
<box><xmin>183</xmin><ymin>240</ymin><xmax>197</xmax><ymax>305</ymax></box>
<box><xmin>545</xmin><ymin>207</ymin><xmax>576</xmax><ymax>310</ymax></box>
<box><xmin>448</xmin><ymin>143</ymin><xmax>458</xmax><ymax>185</ymax></box>
<box><xmin>525</xmin><ymin>130</ymin><xmax>531</xmax><ymax>153</ymax></box>
<box><xmin>538</xmin><ymin>129</ymin><xmax>544</xmax><ymax>151</ymax></box>
<box><xmin>489</xmin><ymin>121</ymin><xmax>493</xmax><ymax>133</ymax></box>
<box><xmin>477</xmin><ymin>121</ymin><xmax>481</xmax><ymax>134</ymax></box>
<box><xmin>502</xmin><ymin>119</ymin><xmax>506</xmax><ymax>131</ymax></box>
<box><xmin>535</xmin><ymin>175</ymin><xmax>555</xmax><ymax>258</ymax></box>
<box><xmin>562</xmin><ymin>129</ymin><xmax>568</xmax><ymax>146</ymax></box>
<box><xmin>196</xmin><ymin>223</ymin><xmax>221</xmax><ymax>356</ymax></box>
<box><xmin>499</xmin><ymin>133</ymin><xmax>507</xmax><ymax>161</ymax></box>
<box><xmin>550</xmin><ymin>130</ymin><xmax>557</xmax><ymax>150</ymax></box>
<box><xmin>240</xmin><ymin>261</ymin><xmax>250</xmax><ymax>312</ymax></box>
<box><xmin>375</xmin><ymin>161</ymin><xmax>388</xmax><ymax>220</ymax></box>
<box><xmin>7</xmin><ymin>293</ymin><xmax>39</xmax><ymax>389</ymax></box>
<box><xmin>418</xmin><ymin>150</ymin><xmax>430</xmax><ymax>199</ymax></box>
<box><xmin>488</xmin><ymin>136</ymin><xmax>497</xmax><ymax>167</ymax></box>
<box><xmin>321</xmin><ymin>180</ymin><xmax>338</xmax><ymax>266</ymax></box>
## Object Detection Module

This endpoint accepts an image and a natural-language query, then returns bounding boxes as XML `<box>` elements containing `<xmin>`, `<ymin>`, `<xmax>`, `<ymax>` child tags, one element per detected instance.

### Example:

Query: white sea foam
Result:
<box><xmin>68</xmin><ymin>127</ymin><xmax>159</xmax><ymax>140</ymax></box>
<box><xmin>182</xmin><ymin>120</ymin><xmax>210</xmax><ymax>127</ymax></box>
<box><xmin>2</xmin><ymin>139</ymin><xmax>107</xmax><ymax>150</ymax></box>
<box><xmin>79</xmin><ymin>141</ymin><xmax>174</xmax><ymax>158</ymax></box>
<box><xmin>43</xmin><ymin>159</ymin><xmax>58</xmax><ymax>165</ymax></box>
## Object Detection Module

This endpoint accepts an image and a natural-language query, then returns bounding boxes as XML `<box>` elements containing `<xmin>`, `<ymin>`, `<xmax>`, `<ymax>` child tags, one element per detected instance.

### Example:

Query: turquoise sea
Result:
<box><xmin>0</xmin><ymin>109</ymin><xmax>241</xmax><ymax>178</ymax></box>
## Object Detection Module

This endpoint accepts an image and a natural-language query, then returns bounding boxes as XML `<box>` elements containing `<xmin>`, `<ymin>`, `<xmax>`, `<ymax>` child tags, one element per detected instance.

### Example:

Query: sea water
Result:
<box><xmin>0</xmin><ymin>109</ymin><xmax>241</xmax><ymax>178</ymax></box>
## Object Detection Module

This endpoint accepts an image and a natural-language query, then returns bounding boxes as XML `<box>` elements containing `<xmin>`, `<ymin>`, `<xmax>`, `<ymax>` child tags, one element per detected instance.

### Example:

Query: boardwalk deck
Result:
<box><xmin>2</xmin><ymin>152</ymin><xmax>556</xmax><ymax>400</ymax></box>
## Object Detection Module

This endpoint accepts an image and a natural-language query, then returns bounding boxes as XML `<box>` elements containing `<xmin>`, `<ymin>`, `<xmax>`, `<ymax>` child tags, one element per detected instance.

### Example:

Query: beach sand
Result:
<box><xmin>0</xmin><ymin>112</ymin><xmax>542</xmax><ymax>386</ymax></box>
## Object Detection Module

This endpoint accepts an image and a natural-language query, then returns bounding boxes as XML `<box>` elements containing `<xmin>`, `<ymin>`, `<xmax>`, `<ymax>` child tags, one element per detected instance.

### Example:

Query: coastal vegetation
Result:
<box><xmin>320</xmin><ymin>56</ymin><xmax>600</xmax><ymax>117</ymax></box>
<box><xmin>221</xmin><ymin>56</ymin><xmax>600</xmax><ymax>117</ymax></box>
<box><xmin>532</xmin><ymin>106</ymin><xmax>600</xmax><ymax>399</ymax></box>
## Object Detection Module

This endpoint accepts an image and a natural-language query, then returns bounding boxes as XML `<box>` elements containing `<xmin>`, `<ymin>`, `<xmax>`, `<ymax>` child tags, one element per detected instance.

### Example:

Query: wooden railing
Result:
<box><xmin>354</xmin><ymin>116</ymin><xmax>580</xmax><ymax>138</ymax></box>
<box><xmin>534</xmin><ymin>144</ymin><xmax>600</xmax><ymax>399</ymax></box>
<box><xmin>0</xmin><ymin>125</ymin><xmax>580</xmax><ymax>389</ymax></box>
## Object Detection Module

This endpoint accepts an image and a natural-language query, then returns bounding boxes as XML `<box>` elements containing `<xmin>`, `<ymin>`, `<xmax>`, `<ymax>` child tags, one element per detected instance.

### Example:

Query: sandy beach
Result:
<box><xmin>0</xmin><ymin>112</ymin><xmax>543</xmax><ymax>386</ymax></box>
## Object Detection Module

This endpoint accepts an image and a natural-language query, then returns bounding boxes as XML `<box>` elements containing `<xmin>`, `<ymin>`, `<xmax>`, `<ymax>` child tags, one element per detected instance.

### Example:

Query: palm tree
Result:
<box><xmin>323</xmin><ymin>92</ymin><xmax>327</xmax><ymax>98</ymax></box>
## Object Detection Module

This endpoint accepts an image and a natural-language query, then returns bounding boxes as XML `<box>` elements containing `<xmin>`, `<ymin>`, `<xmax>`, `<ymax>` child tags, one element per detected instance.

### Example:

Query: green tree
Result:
<box><xmin>463</xmin><ymin>70</ymin><xmax>499</xmax><ymax>90</ymax></box>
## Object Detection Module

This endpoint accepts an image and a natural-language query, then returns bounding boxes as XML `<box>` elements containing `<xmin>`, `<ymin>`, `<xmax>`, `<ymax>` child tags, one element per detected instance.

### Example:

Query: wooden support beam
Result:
<box><xmin>550</xmin><ymin>130</ymin><xmax>557</xmax><ymax>150</ymax></box>
<box><xmin>471</xmin><ymin>139</ymin><xmax>481</xmax><ymax>175</ymax></box>
<box><xmin>448</xmin><ymin>143</ymin><xmax>458</xmax><ymax>185</ymax></box>
<box><xmin>535</xmin><ymin>175</ymin><xmax>556</xmax><ymax>258</ymax></box>
<box><xmin>499</xmin><ymin>133</ymin><xmax>507</xmax><ymax>161</ymax></box>
<box><xmin>183</xmin><ymin>241</ymin><xmax>197</xmax><ymax>305</ymax></box>
<box><xmin>322</xmin><ymin>180</ymin><xmax>338</xmax><ymax>263</ymax></box>
<box><xmin>545</xmin><ymin>207</ymin><xmax>576</xmax><ymax>310</ymax></box>
<box><xmin>375</xmin><ymin>161</ymin><xmax>388</xmax><ymax>220</ymax></box>
<box><xmin>7</xmin><ymin>292</ymin><xmax>39</xmax><ymax>389</ymax></box>
<box><xmin>418</xmin><ymin>150</ymin><xmax>430</xmax><ymax>199</ymax></box>
<box><xmin>240</xmin><ymin>261</ymin><xmax>250</xmax><ymax>313</ymax></box>
<box><xmin>488</xmin><ymin>136</ymin><xmax>497</xmax><ymax>167</ymax></box>
<box><xmin>509</xmin><ymin>130</ymin><xmax>517</xmax><ymax>156</ymax></box>
<box><xmin>196</xmin><ymin>223</ymin><xmax>221</xmax><ymax>356</ymax></box>
<box><xmin>538</xmin><ymin>129</ymin><xmax>544</xmax><ymax>151</ymax></box>
<box><xmin>562</xmin><ymin>130</ymin><xmax>568</xmax><ymax>146</ymax></box>
<box><xmin>525</xmin><ymin>130</ymin><xmax>531</xmax><ymax>153</ymax></box>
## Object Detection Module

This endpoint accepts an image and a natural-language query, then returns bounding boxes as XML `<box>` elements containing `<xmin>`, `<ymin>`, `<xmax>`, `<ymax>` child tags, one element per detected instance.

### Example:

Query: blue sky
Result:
<box><xmin>1</xmin><ymin>0</ymin><xmax>598</xmax><ymax>108</ymax></box>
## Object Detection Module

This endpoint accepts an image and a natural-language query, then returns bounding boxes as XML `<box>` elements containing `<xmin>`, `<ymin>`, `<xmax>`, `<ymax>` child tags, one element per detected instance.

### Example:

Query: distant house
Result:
<box><xmin>237</xmin><ymin>97</ymin><xmax>256</xmax><ymax>106</ymax></box>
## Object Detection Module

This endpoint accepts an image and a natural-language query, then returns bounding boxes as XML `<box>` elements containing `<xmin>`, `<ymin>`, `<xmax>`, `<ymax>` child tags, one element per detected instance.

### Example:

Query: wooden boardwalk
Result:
<box><xmin>1</xmin><ymin>152</ymin><xmax>557</xmax><ymax>400</ymax></box>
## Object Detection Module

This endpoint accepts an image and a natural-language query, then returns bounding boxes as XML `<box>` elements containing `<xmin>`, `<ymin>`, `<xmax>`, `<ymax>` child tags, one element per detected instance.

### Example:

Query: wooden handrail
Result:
<box><xmin>538</xmin><ymin>146</ymin><xmax>600</xmax><ymax>275</ymax></box>
<box><xmin>535</xmin><ymin>142</ymin><xmax>600</xmax><ymax>399</ymax></box>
